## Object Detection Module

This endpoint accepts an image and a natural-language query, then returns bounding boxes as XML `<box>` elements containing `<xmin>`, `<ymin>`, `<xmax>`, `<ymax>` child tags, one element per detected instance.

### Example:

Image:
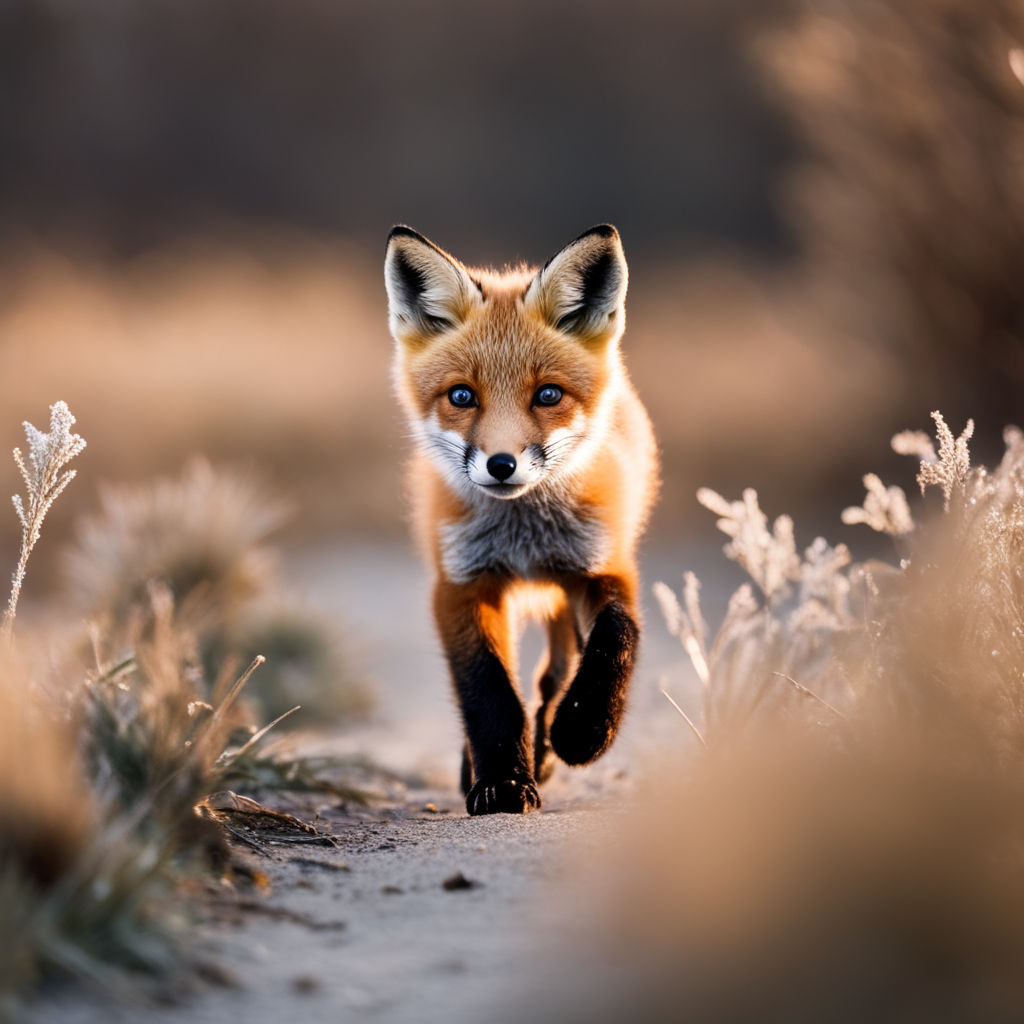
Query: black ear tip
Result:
<box><xmin>387</xmin><ymin>224</ymin><xmax>430</xmax><ymax>247</ymax></box>
<box><xmin>576</xmin><ymin>224</ymin><xmax>619</xmax><ymax>243</ymax></box>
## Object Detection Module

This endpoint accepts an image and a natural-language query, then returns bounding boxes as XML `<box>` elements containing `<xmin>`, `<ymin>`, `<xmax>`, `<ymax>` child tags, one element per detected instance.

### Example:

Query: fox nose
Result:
<box><xmin>486</xmin><ymin>453</ymin><xmax>517</xmax><ymax>482</ymax></box>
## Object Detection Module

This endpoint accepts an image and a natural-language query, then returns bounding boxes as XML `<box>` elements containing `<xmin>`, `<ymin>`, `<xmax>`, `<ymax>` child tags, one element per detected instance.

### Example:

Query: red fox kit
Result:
<box><xmin>385</xmin><ymin>224</ymin><xmax>658</xmax><ymax>815</ymax></box>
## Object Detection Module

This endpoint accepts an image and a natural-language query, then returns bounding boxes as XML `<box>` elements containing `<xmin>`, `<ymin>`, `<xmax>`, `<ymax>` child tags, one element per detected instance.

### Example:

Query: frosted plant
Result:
<box><xmin>914</xmin><ymin>411</ymin><xmax>974</xmax><ymax>510</ymax></box>
<box><xmin>3</xmin><ymin>401</ymin><xmax>86</xmax><ymax>641</ymax></box>
<box><xmin>654</xmin><ymin>572</ymin><xmax>711</xmax><ymax>742</ymax></box>
<box><xmin>841</xmin><ymin>473</ymin><xmax>915</xmax><ymax>536</ymax></box>
<box><xmin>654</xmin><ymin>571</ymin><xmax>709</xmax><ymax>686</ymax></box>
<box><xmin>659</xmin><ymin>409</ymin><xmax>1024</xmax><ymax>755</ymax></box>
<box><xmin>891</xmin><ymin>429</ymin><xmax>937</xmax><ymax>463</ymax></box>
<box><xmin>659</xmin><ymin>489</ymin><xmax>861</xmax><ymax>744</ymax></box>
<box><xmin>976</xmin><ymin>426</ymin><xmax>1024</xmax><ymax>509</ymax></box>
<box><xmin>696</xmin><ymin>487</ymin><xmax>800</xmax><ymax>602</ymax></box>
<box><xmin>796</xmin><ymin>536</ymin><xmax>852</xmax><ymax>621</ymax></box>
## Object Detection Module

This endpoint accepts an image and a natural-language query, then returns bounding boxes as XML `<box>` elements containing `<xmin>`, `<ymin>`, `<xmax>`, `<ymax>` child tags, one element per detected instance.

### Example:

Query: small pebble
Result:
<box><xmin>442</xmin><ymin>871</ymin><xmax>479</xmax><ymax>891</ymax></box>
<box><xmin>292</xmin><ymin>975</ymin><xmax>321</xmax><ymax>995</ymax></box>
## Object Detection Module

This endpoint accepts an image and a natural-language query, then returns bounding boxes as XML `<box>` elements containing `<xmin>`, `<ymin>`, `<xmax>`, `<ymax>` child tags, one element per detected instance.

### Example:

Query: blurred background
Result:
<box><xmin>4</xmin><ymin>4</ymin><xmax>1024</xmax><ymax>1016</ymax></box>
<box><xmin>1</xmin><ymin>0</ymin><xmax>1022</xmax><ymax>578</ymax></box>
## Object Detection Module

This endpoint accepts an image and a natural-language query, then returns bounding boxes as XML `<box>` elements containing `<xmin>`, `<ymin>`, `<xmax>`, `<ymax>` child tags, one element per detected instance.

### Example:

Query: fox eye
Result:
<box><xmin>448</xmin><ymin>386</ymin><xmax>476</xmax><ymax>408</ymax></box>
<box><xmin>535</xmin><ymin>385</ymin><xmax>563</xmax><ymax>407</ymax></box>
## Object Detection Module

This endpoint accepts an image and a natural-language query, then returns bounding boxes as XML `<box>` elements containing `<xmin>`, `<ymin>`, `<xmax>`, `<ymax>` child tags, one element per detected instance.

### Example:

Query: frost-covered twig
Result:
<box><xmin>2</xmin><ymin>401</ymin><xmax>86</xmax><ymax>642</ymax></box>
<box><xmin>841</xmin><ymin>473</ymin><xmax>914</xmax><ymax>536</ymax></box>
<box><xmin>772</xmin><ymin>672</ymin><xmax>847</xmax><ymax>721</ymax></box>
<box><xmin>654</xmin><ymin>574</ymin><xmax>710</xmax><ymax>687</ymax></box>
<box><xmin>696</xmin><ymin>487</ymin><xmax>800</xmax><ymax>601</ymax></box>
<box><xmin>660</xmin><ymin>686</ymin><xmax>708</xmax><ymax>748</ymax></box>
<box><xmin>914</xmin><ymin>411</ymin><xmax>973</xmax><ymax>511</ymax></box>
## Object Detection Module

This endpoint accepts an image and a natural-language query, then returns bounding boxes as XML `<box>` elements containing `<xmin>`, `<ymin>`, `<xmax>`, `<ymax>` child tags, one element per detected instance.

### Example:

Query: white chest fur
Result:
<box><xmin>439</xmin><ymin>489</ymin><xmax>609</xmax><ymax>584</ymax></box>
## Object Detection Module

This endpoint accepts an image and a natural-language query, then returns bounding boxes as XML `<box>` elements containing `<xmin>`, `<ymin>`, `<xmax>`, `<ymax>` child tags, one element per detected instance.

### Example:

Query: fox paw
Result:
<box><xmin>466</xmin><ymin>776</ymin><xmax>541</xmax><ymax>816</ymax></box>
<box><xmin>550</xmin><ymin>700</ymin><xmax>615</xmax><ymax>766</ymax></box>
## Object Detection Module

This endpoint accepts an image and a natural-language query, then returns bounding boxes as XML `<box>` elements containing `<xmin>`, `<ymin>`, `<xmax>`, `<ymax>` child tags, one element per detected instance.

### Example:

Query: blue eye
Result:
<box><xmin>448</xmin><ymin>386</ymin><xmax>476</xmax><ymax>408</ymax></box>
<box><xmin>535</xmin><ymin>385</ymin><xmax>563</xmax><ymax>406</ymax></box>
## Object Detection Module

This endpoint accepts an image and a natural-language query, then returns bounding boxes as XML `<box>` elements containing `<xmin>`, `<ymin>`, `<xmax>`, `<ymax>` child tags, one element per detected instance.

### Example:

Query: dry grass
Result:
<box><xmin>65</xmin><ymin>458</ymin><xmax>287</xmax><ymax>631</ymax></box>
<box><xmin>0</xmin><ymin>630</ymin><xmax>277</xmax><ymax>1006</ymax></box>
<box><xmin>0</xmin><ymin>402</ymin><xmax>370</xmax><ymax>1009</ymax></box>
<box><xmin>562</xmin><ymin>410</ymin><xmax>1024</xmax><ymax>1023</ymax></box>
<box><xmin>64</xmin><ymin>458</ymin><xmax>371</xmax><ymax>727</ymax></box>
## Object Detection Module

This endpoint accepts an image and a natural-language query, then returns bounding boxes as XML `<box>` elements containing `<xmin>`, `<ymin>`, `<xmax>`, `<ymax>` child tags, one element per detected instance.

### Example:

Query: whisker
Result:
<box><xmin>421</xmin><ymin>435</ymin><xmax>468</xmax><ymax>457</ymax></box>
<box><xmin>428</xmin><ymin>437</ymin><xmax>465</xmax><ymax>452</ymax></box>
<box><xmin>545</xmin><ymin>432</ymin><xmax>584</xmax><ymax>450</ymax></box>
<box><xmin>543</xmin><ymin>434</ymin><xmax>585</xmax><ymax>462</ymax></box>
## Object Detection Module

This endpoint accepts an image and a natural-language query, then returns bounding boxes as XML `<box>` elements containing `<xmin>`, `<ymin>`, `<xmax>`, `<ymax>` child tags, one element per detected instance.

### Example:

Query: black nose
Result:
<box><xmin>486</xmin><ymin>453</ymin><xmax>517</xmax><ymax>482</ymax></box>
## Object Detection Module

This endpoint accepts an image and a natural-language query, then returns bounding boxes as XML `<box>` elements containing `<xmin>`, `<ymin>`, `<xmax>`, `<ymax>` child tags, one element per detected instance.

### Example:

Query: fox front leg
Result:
<box><xmin>434</xmin><ymin>578</ymin><xmax>541</xmax><ymax>815</ymax></box>
<box><xmin>549</xmin><ymin>573</ymin><xmax>639</xmax><ymax>766</ymax></box>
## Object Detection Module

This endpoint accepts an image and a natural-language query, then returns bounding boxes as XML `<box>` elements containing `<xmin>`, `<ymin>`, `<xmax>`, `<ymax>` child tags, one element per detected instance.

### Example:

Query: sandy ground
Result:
<box><xmin>28</xmin><ymin>535</ymin><xmax>736</xmax><ymax>1024</ymax></box>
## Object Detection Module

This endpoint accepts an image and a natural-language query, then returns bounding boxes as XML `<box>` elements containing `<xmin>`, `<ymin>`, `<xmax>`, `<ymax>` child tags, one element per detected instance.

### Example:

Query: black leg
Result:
<box><xmin>459</xmin><ymin>743</ymin><xmax>472</xmax><ymax>796</ymax></box>
<box><xmin>435</xmin><ymin>580</ymin><xmax>540</xmax><ymax>816</ymax></box>
<box><xmin>550</xmin><ymin>594</ymin><xmax>638</xmax><ymax>766</ymax></box>
<box><xmin>452</xmin><ymin>644</ymin><xmax>540</xmax><ymax>815</ymax></box>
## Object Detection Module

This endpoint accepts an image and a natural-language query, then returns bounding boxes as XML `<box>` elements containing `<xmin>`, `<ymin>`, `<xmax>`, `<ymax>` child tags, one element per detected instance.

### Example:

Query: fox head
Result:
<box><xmin>385</xmin><ymin>224</ymin><xmax>629</xmax><ymax>502</ymax></box>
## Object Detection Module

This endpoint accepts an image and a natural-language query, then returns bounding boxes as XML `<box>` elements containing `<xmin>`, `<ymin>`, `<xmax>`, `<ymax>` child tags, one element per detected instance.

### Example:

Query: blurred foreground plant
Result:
<box><xmin>655</xmin><ymin>409</ymin><xmax>1023</xmax><ymax>752</ymax></box>
<box><xmin>572</xmin><ymin>410</ymin><xmax>1024</xmax><ymax>1022</ymax></box>
<box><xmin>0</xmin><ymin>404</ymin><xmax>365</xmax><ymax>1011</ymax></box>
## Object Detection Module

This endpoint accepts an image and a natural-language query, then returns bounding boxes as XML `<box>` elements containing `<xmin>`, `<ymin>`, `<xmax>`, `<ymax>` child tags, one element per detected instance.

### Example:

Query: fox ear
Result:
<box><xmin>525</xmin><ymin>225</ymin><xmax>628</xmax><ymax>344</ymax></box>
<box><xmin>385</xmin><ymin>227</ymin><xmax>481</xmax><ymax>346</ymax></box>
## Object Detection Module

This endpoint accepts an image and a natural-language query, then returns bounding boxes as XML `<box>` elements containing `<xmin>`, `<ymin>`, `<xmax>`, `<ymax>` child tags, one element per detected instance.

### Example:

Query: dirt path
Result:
<box><xmin>33</xmin><ymin>536</ymin><xmax>725</xmax><ymax>1024</ymax></box>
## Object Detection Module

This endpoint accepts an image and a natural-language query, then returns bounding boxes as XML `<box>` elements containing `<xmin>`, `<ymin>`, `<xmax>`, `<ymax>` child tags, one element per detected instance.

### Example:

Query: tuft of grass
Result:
<box><xmin>65</xmin><ymin>457</ymin><xmax>286</xmax><ymax>636</ymax></box>
<box><xmin>64</xmin><ymin>458</ymin><xmax>369</xmax><ymax>728</ymax></box>
<box><xmin>0</xmin><ymin>403</ymin><xmax>370</xmax><ymax>1009</ymax></box>
<box><xmin>0</xmin><ymin>591</ymin><xmax>274</xmax><ymax>1004</ymax></box>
